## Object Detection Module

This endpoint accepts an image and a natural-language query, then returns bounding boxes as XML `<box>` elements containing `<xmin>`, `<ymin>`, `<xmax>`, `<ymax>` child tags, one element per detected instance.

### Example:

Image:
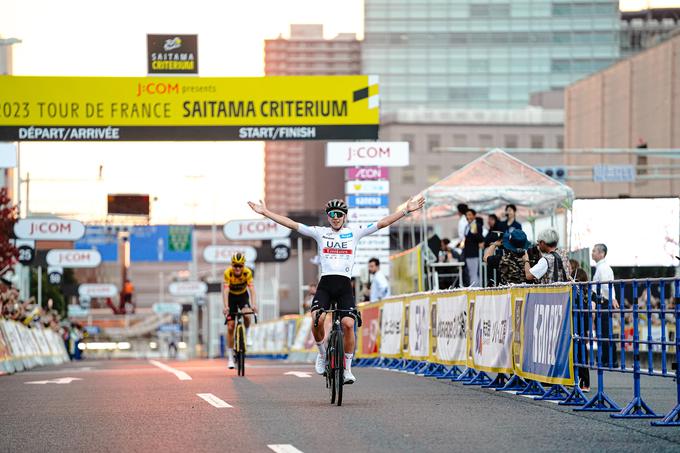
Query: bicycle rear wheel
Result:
<box><xmin>335</xmin><ymin>329</ymin><xmax>344</xmax><ymax>406</ymax></box>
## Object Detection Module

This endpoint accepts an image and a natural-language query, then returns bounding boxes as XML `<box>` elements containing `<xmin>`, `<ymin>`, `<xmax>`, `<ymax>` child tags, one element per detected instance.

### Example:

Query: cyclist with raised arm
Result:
<box><xmin>223</xmin><ymin>252</ymin><xmax>257</xmax><ymax>370</ymax></box>
<box><xmin>248</xmin><ymin>195</ymin><xmax>424</xmax><ymax>384</ymax></box>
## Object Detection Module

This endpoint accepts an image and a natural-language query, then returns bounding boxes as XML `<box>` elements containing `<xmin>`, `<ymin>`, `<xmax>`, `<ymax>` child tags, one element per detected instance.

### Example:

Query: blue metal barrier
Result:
<box><xmin>572</xmin><ymin>278</ymin><xmax>680</xmax><ymax>425</ymax></box>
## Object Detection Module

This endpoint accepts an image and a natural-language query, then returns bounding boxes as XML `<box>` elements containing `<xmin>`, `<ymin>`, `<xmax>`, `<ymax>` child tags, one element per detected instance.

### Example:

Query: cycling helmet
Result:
<box><xmin>231</xmin><ymin>252</ymin><xmax>246</xmax><ymax>265</ymax></box>
<box><xmin>325</xmin><ymin>199</ymin><xmax>348</xmax><ymax>215</ymax></box>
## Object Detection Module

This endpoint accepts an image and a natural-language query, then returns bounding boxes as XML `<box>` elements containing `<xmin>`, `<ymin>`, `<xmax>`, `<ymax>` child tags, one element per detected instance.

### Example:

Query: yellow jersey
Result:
<box><xmin>223</xmin><ymin>266</ymin><xmax>253</xmax><ymax>295</ymax></box>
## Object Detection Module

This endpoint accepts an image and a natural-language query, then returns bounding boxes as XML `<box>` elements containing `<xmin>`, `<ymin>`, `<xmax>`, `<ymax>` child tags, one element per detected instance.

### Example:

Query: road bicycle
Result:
<box><xmin>225</xmin><ymin>310</ymin><xmax>257</xmax><ymax>376</ymax></box>
<box><xmin>314</xmin><ymin>305</ymin><xmax>360</xmax><ymax>406</ymax></box>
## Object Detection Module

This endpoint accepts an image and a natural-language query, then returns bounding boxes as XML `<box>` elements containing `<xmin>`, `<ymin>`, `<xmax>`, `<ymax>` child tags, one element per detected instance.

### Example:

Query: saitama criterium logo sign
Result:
<box><xmin>0</xmin><ymin>75</ymin><xmax>379</xmax><ymax>141</ymax></box>
<box><xmin>147</xmin><ymin>34</ymin><xmax>198</xmax><ymax>74</ymax></box>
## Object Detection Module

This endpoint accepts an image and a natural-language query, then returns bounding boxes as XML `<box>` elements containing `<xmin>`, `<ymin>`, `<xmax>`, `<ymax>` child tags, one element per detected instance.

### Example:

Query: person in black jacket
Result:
<box><xmin>463</xmin><ymin>209</ymin><xmax>484</xmax><ymax>286</ymax></box>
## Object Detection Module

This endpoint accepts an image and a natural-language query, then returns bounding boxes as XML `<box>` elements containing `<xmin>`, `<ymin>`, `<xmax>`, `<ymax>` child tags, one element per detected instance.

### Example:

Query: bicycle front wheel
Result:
<box><xmin>334</xmin><ymin>329</ymin><xmax>344</xmax><ymax>406</ymax></box>
<box><xmin>235</xmin><ymin>325</ymin><xmax>246</xmax><ymax>376</ymax></box>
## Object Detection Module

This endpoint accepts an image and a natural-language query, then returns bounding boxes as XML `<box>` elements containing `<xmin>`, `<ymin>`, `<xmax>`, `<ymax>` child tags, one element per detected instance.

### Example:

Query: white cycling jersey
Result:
<box><xmin>297</xmin><ymin>223</ymin><xmax>379</xmax><ymax>278</ymax></box>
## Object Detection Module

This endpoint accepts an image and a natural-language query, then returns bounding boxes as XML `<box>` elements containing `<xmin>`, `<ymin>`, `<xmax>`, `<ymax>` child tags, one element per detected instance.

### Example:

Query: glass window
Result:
<box><xmin>556</xmin><ymin>135</ymin><xmax>564</xmax><ymax>149</ymax></box>
<box><xmin>427</xmin><ymin>165</ymin><xmax>441</xmax><ymax>184</ymax></box>
<box><xmin>453</xmin><ymin>134</ymin><xmax>467</xmax><ymax>147</ymax></box>
<box><xmin>402</xmin><ymin>133</ymin><xmax>416</xmax><ymax>152</ymax></box>
<box><xmin>479</xmin><ymin>134</ymin><xmax>494</xmax><ymax>148</ymax></box>
<box><xmin>427</xmin><ymin>134</ymin><xmax>441</xmax><ymax>152</ymax></box>
<box><xmin>402</xmin><ymin>166</ymin><xmax>415</xmax><ymax>184</ymax></box>
<box><xmin>530</xmin><ymin>135</ymin><xmax>544</xmax><ymax>149</ymax></box>
<box><xmin>504</xmin><ymin>134</ymin><xmax>519</xmax><ymax>148</ymax></box>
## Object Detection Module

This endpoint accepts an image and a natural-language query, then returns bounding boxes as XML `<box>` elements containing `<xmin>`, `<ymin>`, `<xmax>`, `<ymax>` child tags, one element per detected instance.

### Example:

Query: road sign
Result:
<box><xmin>347</xmin><ymin>208</ymin><xmax>389</xmax><ymax>222</ymax></box>
<box><xmin>78</xmin><ymin>284</ymin><xmax>118</xmax><ymax>298</ymax></box>
<box><xmin>347</xmin><ymin>167</ymin><xmax>389</xmax><ymax>180</ymax></box>
<box><xmin>326</xmin><ymin>142</ymin><xmax>409</xmax><ymax>167</ymax></box>
<box><xmin>593</xmin><ymin>164</ymin><xmax>636</xmax><ymax>182</ymax></box>
<box><xmin>17</xmin><ymin>242</ymin><xmax>35</xmax><ymax>265</ymax></box>
<box><xmin>357</xmin><ymin>236</ymin><xmax>390</xmax><ymax>249</ymax></box>
<box><xmin>47</xmin><ymin>266</ymin><xmax>63</xmax><ymax>285</ymax></box>
<box><xmin>273</xmin><ymin>244</ymin><xmax>291</xmax><ymax>262</ymax></box>
<box><xmin>345</xmin><ymin>180</ymin><xmax>390</xmax><ymax>195</ymax></box>
<box><xmin>46</xmin><ymin>249</ymin><xmax>102</xmax><ymax>268</ymax></box>
<box><xmin>168</xmin><ymin>281</ymin><xmax>208</xmax><ymax>297</ymax></box>
<box><xmin>152</xmin><ymin>302</ymin><xmax>183</xmax><ymax>315</ymax></box>
<box><xmin>203</xmin><ymin>245</ymin><xmax>257</xmax><ymax>264</ymax></box>
<box><xmin>67</xmin><ymin>305</ymin><xmax>89</xmax><ymax>317</ymax></box>
<box><xmin>223</xmin><ymin>219</ymin><xmax>291</xmax><ymax>240</ymax></box>
<box><xmin>346</xmin><ymin>195</ymin><xmax>389</xmax><ymax>208</ymax></box>
<box><xmin>14</xmin><ymin>218</ymin><xmax>85</xmax><ymax>241</ymax></box>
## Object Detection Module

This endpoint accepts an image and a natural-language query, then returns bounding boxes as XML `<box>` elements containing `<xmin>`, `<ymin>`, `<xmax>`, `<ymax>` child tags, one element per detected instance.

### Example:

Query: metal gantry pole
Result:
<box><xmin>297</xmin><ymin>236</ymin><xmax>304</xmax><ymax>315</ymax></box>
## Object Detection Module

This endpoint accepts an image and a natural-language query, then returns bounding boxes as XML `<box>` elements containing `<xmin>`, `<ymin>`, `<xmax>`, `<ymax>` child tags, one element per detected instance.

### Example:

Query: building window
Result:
<box><xmin>402</xmin><ymin>134</ymin><xmax>416</xmax><ymax>153</ymax></box>
<box><xmin>556</xmin><ymin>135</ymin><xmax>564</xmax><ymax>149</ymax></box>
<box><xmin>479</xmin><ymin>134</ymin><xmax>493</xmax><ymax>148</ymax></box>
<box><xmin>427</xmin><ymin>134</ymin><xmax>441</xmax><ymax>153</ymax></box>
<box><xmin>453</xmin><ymin>134</ymin><xmax>467</xmax><ymax>147</ymax></box>
<box><xmin>504</xmin><ymin>134</ymin><xmax>518</xmax><ymax>149</ymax></box>
<box><xmin>530</xmin><ymin>135</ymin><xmax>544</xmax><ymax>149</ymax></box>
<box><xmin>402</xmin><ymin>166</ymin><xmax>415</xmax><ymax>184</ymax></box>
<box><xmin>427</xmin><ymin>165</ymin><xmax>440</xmax><ymax>184</ymax></box>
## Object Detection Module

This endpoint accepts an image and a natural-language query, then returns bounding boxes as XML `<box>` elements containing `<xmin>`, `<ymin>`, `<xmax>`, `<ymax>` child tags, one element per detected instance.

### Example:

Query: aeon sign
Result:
<box><xmin>347</xmin><ymin>167</ymin><xmax>389</xmax><ymax>180</ymax></box>
<box><xmin>223</xmin><ymin>219</ymin><xmax>291</xmax><ymax>240</ymax></box>
<box><xmin>326</xmin><ymin>142</ymin><xmax>409</xmax><ymax>167</ymax></box>
<box><xmin>14</xmin><ymin>218</ymin><xmax>85</xmax><ymax>241</ymax></box>
<box><xmin>46</xmin><ymin>249</ymin><xmax>102</xmax><ymax>268</ymax></box>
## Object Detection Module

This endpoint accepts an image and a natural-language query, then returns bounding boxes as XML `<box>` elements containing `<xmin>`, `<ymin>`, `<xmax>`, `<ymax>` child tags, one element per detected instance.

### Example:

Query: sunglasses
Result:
<box><xmin>232</xmin><ymin>264</ymin><xmax>243</xmax><ymax>268</ymax></box>
<box><xmin>328</xmin><ymin>211</ymin><xmax>345</xmax><ymax>219</ymax></box>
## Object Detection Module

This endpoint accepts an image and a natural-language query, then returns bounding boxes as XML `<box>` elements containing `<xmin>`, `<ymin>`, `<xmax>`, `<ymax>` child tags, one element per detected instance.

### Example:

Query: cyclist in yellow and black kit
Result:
<box><xmin>223</xmin><ymin>252</ymin><xmax>257</xmax><ymax>369</ymax></box>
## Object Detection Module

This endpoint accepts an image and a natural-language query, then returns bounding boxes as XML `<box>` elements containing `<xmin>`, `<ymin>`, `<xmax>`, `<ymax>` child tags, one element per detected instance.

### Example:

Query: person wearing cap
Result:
<box><xmin>484</xmin><ymin>229</ymin><xmax>530</xmax><ymax>286</ymax></box>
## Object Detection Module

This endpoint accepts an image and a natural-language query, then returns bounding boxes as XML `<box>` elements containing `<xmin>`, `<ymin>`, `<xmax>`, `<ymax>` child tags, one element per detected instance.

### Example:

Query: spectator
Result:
<box><xmin>591</xmin><ymin>243</ymin><xmax>619</xmax><ymax>368</ymax></box>
<box><xmin>484</xmin><ymin>214</ymin><xmax>501</xmax><ymax>247</ymax></box>
<box><xmin>368</xmin><ymin>258</ymin><xmax>390</xmax><ymax>302</ymax></box>
<box><xmin>456</xmin><ymin>203</ymin><xmax>469</xmax><ymax>247</ymax></box>
<box><xmin>438</xmin><ymin>238</ymin><xmax>454</xmax><ymax>263</ymax></box>
<box><xmin>570</xmin><ymin>260</ymin><xmax>591</xmax><ymax>391</ymax></box>
<box><xmin>484</xmin><ymin>230</ymin><xmax>529</xmax><ymax>286</ymax></box>
<box><xmin>463</xmin><ymin>209</ymin><xmax>484</xmax><ymax>286</ymax></box>
<box><xmin>522</xmin><ymin>228</ymin><xmax>571</xmax><ymax>283</ymax></box>
<box><xmin>482</xmin><ymin>231</ymin><xmax>503</xmax><ymax>286</ymax></box>
<box><xmin>303</xmin><ymin>282</ymin><xmax>317</xmax><ymax>313</ymax></box>
<box><xmin>498</xmin><ymin>204</ymin><xmax>522</xmax><ymax>234</ymax></box>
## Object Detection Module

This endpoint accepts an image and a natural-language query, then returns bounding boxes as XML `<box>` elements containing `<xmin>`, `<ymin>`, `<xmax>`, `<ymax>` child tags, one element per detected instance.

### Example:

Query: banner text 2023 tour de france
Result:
<box><xmin>0</xmin><ymin>75</ymin><xmax>379</xmax><ymax>141</ymax></box>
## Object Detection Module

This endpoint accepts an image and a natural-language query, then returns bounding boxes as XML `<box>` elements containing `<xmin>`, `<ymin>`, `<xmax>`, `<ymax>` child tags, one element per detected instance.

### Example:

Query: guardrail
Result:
<box><xmin>246</xmin><ymin>278</ymin><xmax>680</xmax><ymax>427</ymax></box>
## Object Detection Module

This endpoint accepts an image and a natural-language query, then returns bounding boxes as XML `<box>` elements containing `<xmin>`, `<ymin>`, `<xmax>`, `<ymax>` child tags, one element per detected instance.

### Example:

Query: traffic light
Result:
<box><xmin>536</xmin><ymin>166</ymin><xmax>567</xmax><ymax>181</ymax></box>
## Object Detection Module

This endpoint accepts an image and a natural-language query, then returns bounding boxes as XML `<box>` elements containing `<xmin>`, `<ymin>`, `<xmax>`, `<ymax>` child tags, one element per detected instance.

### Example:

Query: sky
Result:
<box><xmin>1</xmin><ymin>0</ymin><xmax>678</xmax><ymax>224</ymax></box>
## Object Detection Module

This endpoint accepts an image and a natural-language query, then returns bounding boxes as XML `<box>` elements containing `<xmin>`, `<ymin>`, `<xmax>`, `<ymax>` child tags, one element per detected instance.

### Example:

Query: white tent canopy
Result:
<box><xmin>422</xmin><ymin>148</ymin><xmax>574</xmax><ymax>214</ymax></box>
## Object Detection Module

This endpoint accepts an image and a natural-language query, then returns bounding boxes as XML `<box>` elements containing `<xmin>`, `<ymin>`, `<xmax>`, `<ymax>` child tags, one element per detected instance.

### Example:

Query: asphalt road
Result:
<box><xmin>2</xmin><ymin>358</ymin><xmax>680</xmax><ymax>452</ymax></box>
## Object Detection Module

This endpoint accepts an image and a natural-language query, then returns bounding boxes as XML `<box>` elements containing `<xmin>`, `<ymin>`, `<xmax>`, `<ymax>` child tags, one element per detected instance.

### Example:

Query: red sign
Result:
<box><xmin>360</xmin><ymin>306</ymin><xmax>381</xmax><ymax>357</ymax></box>
<box><xmin>347</xmin><ymin>167</ymin><xmax>389</xmax><ymax>180</ymax></box>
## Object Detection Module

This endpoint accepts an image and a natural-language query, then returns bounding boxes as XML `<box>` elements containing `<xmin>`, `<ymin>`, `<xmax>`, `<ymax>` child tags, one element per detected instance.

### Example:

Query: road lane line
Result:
<box><xmin>149</xmin><ymin>360</ymin><xmax>192</xmax><ymax>381</ymax></box>
<box><xmin>197</xmin><ymin>393</ymin><xmax>232</xmax><ymax>408</ymax></box>
<box><xmin>267</xmin><ymin>445</ymin><xmax>305</xmax><ymax>453</ymax></box>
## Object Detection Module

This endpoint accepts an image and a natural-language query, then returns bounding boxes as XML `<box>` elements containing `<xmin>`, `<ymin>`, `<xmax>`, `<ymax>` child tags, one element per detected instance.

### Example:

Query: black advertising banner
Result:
<box><xmin>147</xmin><ymin>34</ymin><xmax>198</xmax><ymax>74</ymax></box>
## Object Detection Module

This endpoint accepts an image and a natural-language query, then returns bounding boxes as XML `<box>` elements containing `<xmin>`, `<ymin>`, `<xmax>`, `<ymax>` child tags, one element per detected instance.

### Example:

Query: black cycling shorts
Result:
<box><xmin>226</xmin><ymin>292</ymin><xmax>250</xmax><ymax>322</ymax></box>
<box><xmin>311</xmin><ymin>275</ymin><xmax>355</xmax><ymax>319</ymax></box>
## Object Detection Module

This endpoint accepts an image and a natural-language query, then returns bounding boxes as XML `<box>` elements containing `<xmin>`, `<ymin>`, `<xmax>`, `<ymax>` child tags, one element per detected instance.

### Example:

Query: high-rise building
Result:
<box><xmin>263</xmin><ymin>25</ymin><xmax>361</xmax><ymax>214</ymax></box>
<box><xmin>362</xmin><ymin>0</ymin><xmax>621</xmax><ymax>111</ymax></box>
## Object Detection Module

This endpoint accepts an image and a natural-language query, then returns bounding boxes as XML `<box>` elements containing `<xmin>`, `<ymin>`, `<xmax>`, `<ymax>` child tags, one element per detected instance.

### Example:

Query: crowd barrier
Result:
<box><xmin>246</xmin><ymin>278</ymin><xmax>680</xmax><ymax>427</ymax></box>
<box><xmin>0</xmin><ymin>320</ymin><xmax>70</xmax><ymax>375</ymax></box>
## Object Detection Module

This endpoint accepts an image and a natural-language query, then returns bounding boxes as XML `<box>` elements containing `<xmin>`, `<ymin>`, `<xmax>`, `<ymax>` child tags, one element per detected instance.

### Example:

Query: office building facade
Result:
<box><xmin>362</xmin><ymin>0</ymin><xmax>620</xmax><ymax>111</ymax></box>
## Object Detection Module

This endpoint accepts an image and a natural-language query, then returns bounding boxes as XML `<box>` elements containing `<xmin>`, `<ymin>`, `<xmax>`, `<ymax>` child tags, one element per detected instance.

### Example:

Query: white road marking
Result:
<box><xmin>284</xmin><ymin>371</ymin><xmax>312</xmax><ymax>378</ymax></box>
<box><xmin>149</xmin><ymin>360</ymin><xmax>192</xmax><ymax>381</ymax></box>
<box><xmin>197</xmin><ymin>393</ymin><xmax>232</xmax><ymax>408</ymax></box>
<box><xmin>268</xmin><ymin>444</ymin><xmax>305</xmax><ymax>453</ymax></box>
<box><xmin>25</xmin><ymin>377</ymin><xmax>82</xmax><ymax>385</ymax></box>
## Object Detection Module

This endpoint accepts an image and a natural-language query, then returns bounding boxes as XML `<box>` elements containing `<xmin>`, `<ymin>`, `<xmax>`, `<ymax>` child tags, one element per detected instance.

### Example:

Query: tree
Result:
<box><xmin>0</xmin><ymin>188</ymin><xmax>18</xmax><ymax>277</ymax></box>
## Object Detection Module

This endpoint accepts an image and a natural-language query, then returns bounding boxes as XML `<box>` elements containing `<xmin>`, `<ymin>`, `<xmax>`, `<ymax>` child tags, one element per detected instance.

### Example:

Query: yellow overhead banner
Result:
<box><xmin>0</xmin><ymin>75</ymin><xmax>379</xmax><ymax>141</ymax></box>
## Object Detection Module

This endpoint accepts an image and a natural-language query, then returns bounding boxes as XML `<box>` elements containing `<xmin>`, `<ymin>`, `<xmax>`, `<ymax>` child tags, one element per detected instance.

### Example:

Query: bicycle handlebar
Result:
<box><xmin>224</xmin><ymin>311</ymin><xmax>258</xmax><ymax>325</ymax></box>
<box><xmin>313</xmin><ymin>308</ymin><xmax>357</xmax><ymax>328</ymax></box>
